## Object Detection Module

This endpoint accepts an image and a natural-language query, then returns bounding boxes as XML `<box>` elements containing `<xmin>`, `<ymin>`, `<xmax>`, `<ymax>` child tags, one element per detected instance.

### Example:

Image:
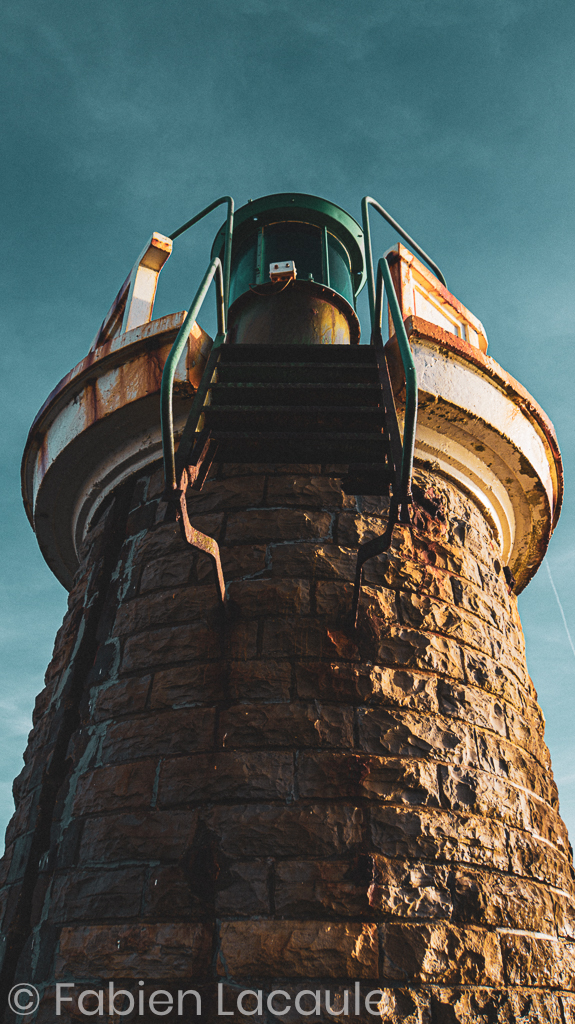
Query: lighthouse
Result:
<box><xmin>1</xmin><ymin>193</ymin><xmax>573</xmax><ymax>1022</ymax></box>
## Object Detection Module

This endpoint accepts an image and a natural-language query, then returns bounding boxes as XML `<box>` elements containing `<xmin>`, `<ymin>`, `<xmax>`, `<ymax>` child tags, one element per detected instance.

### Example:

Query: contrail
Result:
<box><xmin>545</xmin><ymin>559</ymin><xmax>575</xmax><ymax>662</ymax></box>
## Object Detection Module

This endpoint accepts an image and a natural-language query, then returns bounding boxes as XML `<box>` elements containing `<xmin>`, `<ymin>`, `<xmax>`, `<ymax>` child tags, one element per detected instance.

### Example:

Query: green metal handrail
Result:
<box><xmin>170</xmin><ymin>196</ymin><xmax>234</xmax><ymax>310</ymax></box>
<box><xmin>161</xmin><ymin>196</ymin><xmax>234</xmax><ymax>494</ymax></box>
<box><xmin>361</xmin><ymin>196</ymin><xmax>446</xmax><ymax>326</ymax></box>
<box><xmin>375</xmin><ymin>256</ymin><xmax>417</xmax><ymax>503</ymax></box>
<box><xmin>360</xmin><ymin>194</ymin><xmax>442</xmax><ymax>506</ymax></box>
<box><xmin>161</xmin><ymin>257</ymin><xmax>226</xmax><ymax>494</ymax></box>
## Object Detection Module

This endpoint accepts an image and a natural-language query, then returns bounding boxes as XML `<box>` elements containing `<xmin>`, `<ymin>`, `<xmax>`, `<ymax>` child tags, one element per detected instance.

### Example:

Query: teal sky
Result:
<box><xmin>2</xmin><ymin>0</ymin><xmax>575</xmax><ymax>843</ymax></box>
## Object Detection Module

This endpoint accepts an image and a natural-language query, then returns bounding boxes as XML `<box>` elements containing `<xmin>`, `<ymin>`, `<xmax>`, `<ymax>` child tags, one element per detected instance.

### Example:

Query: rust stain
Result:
<box><xmin>27</xmin><ymin>314</ymin><xmax>200</xmax><ymax>439</ymax></box>
<box><xmin>37</xmin><ymin>433</ymin><xmax>49</xmax><ymax>480</ymax></box>
<box><xmin>386</xmin><ymin>314</ymin><xmax>564</xmax><ymax>528</ymax></box>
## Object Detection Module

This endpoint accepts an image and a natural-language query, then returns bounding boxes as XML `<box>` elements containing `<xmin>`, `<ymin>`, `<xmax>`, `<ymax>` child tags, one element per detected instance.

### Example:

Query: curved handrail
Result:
<box><xmin>375</xmin><ymin>256</ymin><xmax>417</xmax><ymax>503</ymax></box>
<box><xmin>161</xmin><ymin>257</ymin><xmax>225</xmax><ymax>494</ymax></box>
<box><xmin>169</xmin><ymin>196</ymin><xmax>234</xmax><ymax>315</ymax></box>
<box><xmin>361</xmin><ymin>196</ymin><xmax>446</xmax><ymax>326</ymax></box>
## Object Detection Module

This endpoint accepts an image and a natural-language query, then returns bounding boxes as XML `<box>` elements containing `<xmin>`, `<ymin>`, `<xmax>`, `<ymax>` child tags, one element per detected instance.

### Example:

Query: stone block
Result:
<box><xmin>146</xmin><ymin>463</ymin><xmax>165</xmax><ymax>499</ymax></box>
<box><xmin>315</xmin><ymin>582</ymin><xmax>397</xmax><ymax>626</ymax></box>
<box><xmin>11</xmin><ymin>761</ymin><xmax>34</xmax><ymax>804</ymax></box>
<box><xmin>218</xmin><ymin>920</ymin><xmax>378</xmax><ymax>978</ymax></box>
<box><xmin>336</xmin><ymin>513</ymin><xmax>390</xmax><ymax>546</ymax></box>
<box><xmin>295</xmin><ymin>662</ymin><xmax>439</xmax><ymax>711</ymax></box>
<box><xmin>3</xmin><ymin>789</ymin><xmax>40</xmax><ymax>846</ymax></box>
<box><xmin>450</xmin><ymin>865</ymin><xmax>556</xmax><ymax>933</ymax></box>
<box><xmin>462</xmin><ymin>646</ymin><xmax>527</xmax><ymax>707</ymax></box>
<box><xmin>298</xmin><ymin>752</ymin><xmax>441</xmax><ymax>807</ymax></box>
<box><xmin>225</xmin><ymin>508</ymin><xmax>332</xmax><ymax>543</ymax></box>
<box><xmin>449</xmin><ymin>571</ymin><xmax>507</xmax><ymax>627</ymax></box>
<box><xmin>0</xmin><ymin>849</ymin><xmax>13</xmax><ymax>889</ymax></box>
<box><xmin>370</xmin><ymin>806</ymin><xmax>510</xmax><ymax>871</ymax></box>
<box><xmin>439</xmin><ymin>765</ymin><xmax>532</xmax><ymax>832</ymax></box>
<box><xmin>528</xmin><ymin>797</ymin><xmax>571</xmax><ymax>849</ymax></box>
<box><xmin>50</xmin><ymin>866</ymin><xmax>147</xmax><ymax>921</ymax></box>
<box><xmin>125</xmin><ymin>499</ymin><xmax>158</xmax><ymax>536</ymax></box>
<box><xmin>32</xmin><ymin>684</ymin><xmax>53</xmax><ymax>725</ymax></box>
<box><xmin>381</xmin><ymin>922</ymin><xmax>504</xmax><ymax>985</ymax></box>
<box><xmin>217</xmin><ymin>544</ymin><xmax>267</xmax><ymax>580</ymax></box>
<box><xmin>90</xmin><ymin>676</ymin><xmax>151</xmax><ymax>721</ymax></box>
<box><xmin>220</xmin><ymin>983</ymin><xmax>430</xmax><ymax>1024</ymax></box>
<box><xmin>55</xmin><ymin>922</ymin><xmax>213</xmax><ymax>979</ymax></box>
<box><xmin>266</xmin><ymin>475</ymin><xmax>357</xmax><ymax>509</ymax></box>
<box><xmin>227</xmin><ymin>578</ymin><xmax>311</xmax><ymax>617</ymax></box>
<box><xmin>73</xmin><ymin>761</ymin><xmax>156</xmax><ymax>815</ymax></box>
<box><xmin>507</xmin><ymin>827</ymin><xmax>573</xmax><ymax>890</ymax></box>
<box><xmin>218</xmin><ymin>703</ymin><xmax>353</xmax><ymax>750</ymax></box>
<box><xmin>398</xmin><ymin>590</ymin><xmax>495</xmax><ymax>660</ymax></box>
<box><xmin>374</xmin><ymin>627</ymin><xmax>465</xmax><ymax>679</ymax></box>
<box><xmin>133</xmin><ymin>522</ymin><xmax>187</xmax><ymax>564</ymax></box>
<box><xmin>228</xmin><ymin>660</ymin><xmax>291</xmax><ymax>701</ymax></box>
<box><xmin>209</xmin><ymin>804</ymin><xmax>364</xmax><ymax>858</ymax></box>
<box><xmin>142</xmin><ymin>864</ymin><xmax>203</xmax><ymax>919</ymax></box>
<box><xmin>187</xmin><ymin>512</ymin><xmax>225</xmax><ymax>540</ymax></box>
<box><xmin>369</xmin><ymin>857</ymin><xmax>452</xmax><ymax>920</ymax></box>
<box><xmin>21</xmin><ymin>714</ymin><xmax>54</xmax><ymax>765</ymax></box>
<box><xmin>500</xmin><ymin>932</ymin><xmax>575</xmax><ymax>989</ymax></box>
<box><xmin>100</xmin><ymin>707</ymin><xmax>215</xmax><ymax>764</ymax></box>
<box><xmin>218</xmin><ymin>461</ymin><xmax>272</xmax><ymax>476</ymax></box>
<box><xmin>44</xmin><ymin>603</ymin><xmax>84</xmax><ymax>683</ymax></box>
<box><xmin>79</xmin><ymin>810</ymin><xmax>198</xmax><ymax>863</ymax></box>
<box><xmin>504</xmin><ymin>701</ymin><xmax>549</xmax><ymax>766</ymax></box>
<box><xmin>187</xmin><ymin>474</ymin><xmax>266</xmax><ymax>513</ymax></box>
<box><xmin>363</xmin><ymin>554</ymin><xmax>452</xmax><ymax>605</ymax></box>
<box><xmin>357</xmin><ymin>707</ymin><xmax>475</xmax><ymax>765</ymax></box>
<box><xmin>114</xmin><ymin>587</ymin><xmax>221</xmax><ymax>636</ymax></box>
<box><xmin>429</xmin><ymin>986</ymin><xmax>564</xmax><ymax>1023</ymax></box>
<box><xmin>139</xmin><ymin>553</ymin><xmax>192</xmax><ymax>594</ymax></box>
<box><xmin>436</xmin><ymin>678</ymin><xmax>507</xmax><ymax>737</ymax></box>
<box><xmin>261</xmin><ymin>618</ymin><xmax>340</xmax><ymax>659</ymax></box>
<box><xmin>410</xmin><ymin>531</ymin><xmax>484</xmax><ymax>589</ymax></box>
<box><xmin>150</xmin><ymin>662</ymin><xmax>225</xmax><ymax>708</ymax></box>
<box><xmin>314</xmin><ymin>580</ymin><xmax>354</xmax><ymax>618</ymax></box>
<box><xmin>121</xmin><ymin>622</ymin><xmax>220</xmax><ymax>671</ymax></box>
<box><xmin>554</xmin><ymin>890</ymin><xmax>575</xmax><ymax>940</ymax></box>
<box><xmin>268</xmin><ymin>463</ymin><xmax>323</xmax><ymax>474</ymax></box>
<box><xmin>270</xmin><ymin>542</ymin><xmax>357</xmax><ymax>581</ymax></box>
<box><xmin>473</xmin><ymin>729</ymin><xmax>558</xmax><ymax>807</ymax></box>
<box><xmin>562</xmin><ymin>995</ymin><xmax>575</xmax><ymax>1023</ymax></box>
<box><xmin>215</xmin><ymin>860</ymin><xmax>270</xmax><ymax>916</ymax></box>
<box><xmin>274</xmin><ymin>858</ymin><xmax>372</xmax><ymax>918</ymax></box>
<box><xmin>157</xmin><ymin>752</ymin><xmax>294</xmax><ymax>805</ymax></box>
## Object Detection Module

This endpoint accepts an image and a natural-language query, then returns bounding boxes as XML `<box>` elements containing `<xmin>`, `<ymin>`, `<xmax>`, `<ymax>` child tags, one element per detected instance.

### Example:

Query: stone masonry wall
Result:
<box><xmin>1</xmin><ymin>460</ymin><xmax>574</xmax><ymax>1023</ymax></box>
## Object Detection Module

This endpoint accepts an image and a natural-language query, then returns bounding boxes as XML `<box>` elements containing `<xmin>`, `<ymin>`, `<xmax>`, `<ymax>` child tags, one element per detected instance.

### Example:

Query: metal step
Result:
<box><xmin>217</xmin><ymin>343</ymin><xmax>377</xmax><ymax>365</ymax></box>
<box><xmin>202</xmin><ymin>430</ymin><xmax>394</xmax><ymax>466</ymax></box>
<box><xmin>203</xmin><ymin>405</ymin><xmax>388</xmax><ymax>433</ymax></box>
<box><xmin>208</xmin><ymin>382</ymin><xmax>383</xmax><ymax>408</ymax></box>
<box><xmin>216</xmin><ymin>362</ymin><xmax>377</xmax><ymax>385</ymax></box>
<box><xmin>195</xmin><ymin>343</ymin><xmax>395</xmax><ymax>467</ymax></box>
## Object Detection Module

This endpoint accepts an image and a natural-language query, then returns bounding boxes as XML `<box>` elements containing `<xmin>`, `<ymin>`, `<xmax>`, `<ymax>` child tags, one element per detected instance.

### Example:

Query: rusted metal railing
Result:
<box><xmin>160</xmin><ymin>257</ymin><xmax>226</xmax><ymax>495</ymax></box>
<box><xmin>351</xmin><ymin>197</ymin><xmax>442</xmax><ymax>623</ymax></box>
<box><xmin>161</xmin><ymin>196</ymin><xmax>234</xmax><ymax>494</ymax></box>
<box><xmin>361</xmin><ymin>195</ymin><xmax>447</xmax><ymax>325</ymax></box>
<box><xmin>375</xmin><ymin>255</ymin><xmax>417</xmax><ymax>506</ymax></box>
<box><xmin>169</xmin><ymin>195</ymin><xmax>234</xmax><ymax>309</ymax></box>
<box><xmin>159</xmin><ymin>197</ymin><xmax>234</xmax><ymax>607</ymax></box>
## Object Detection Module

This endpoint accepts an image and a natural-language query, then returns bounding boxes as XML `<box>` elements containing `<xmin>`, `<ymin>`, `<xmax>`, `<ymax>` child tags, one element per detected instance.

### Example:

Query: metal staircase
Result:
<box><xmin>159</xmin><ymin>194</ymin><xmax>447</xmax><ymax>622</ymax></box>
<box><xmin>189</xmin><ymin>342</ymin><xmax>400</xmax><ymax>481</ymax></box>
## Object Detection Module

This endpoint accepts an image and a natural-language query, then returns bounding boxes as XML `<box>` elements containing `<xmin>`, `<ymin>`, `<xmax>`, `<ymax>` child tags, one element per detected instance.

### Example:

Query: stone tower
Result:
<box><xmin>1</xmin><ymin>195</ymin><xmax>574</xmax><ymax>1023</ymax></box>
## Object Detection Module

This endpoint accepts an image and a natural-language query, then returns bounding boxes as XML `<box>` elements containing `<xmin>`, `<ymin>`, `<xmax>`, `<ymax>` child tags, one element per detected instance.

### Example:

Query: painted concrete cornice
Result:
<box><xmin>387</xmin><ymin>316</ymin><xmax>563</xmax><ymax>591</ymax></box>
<box><xmin>21</xmin><ymin>313</ymin><xmax>212</xmax><ymax>590</ymax></box>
